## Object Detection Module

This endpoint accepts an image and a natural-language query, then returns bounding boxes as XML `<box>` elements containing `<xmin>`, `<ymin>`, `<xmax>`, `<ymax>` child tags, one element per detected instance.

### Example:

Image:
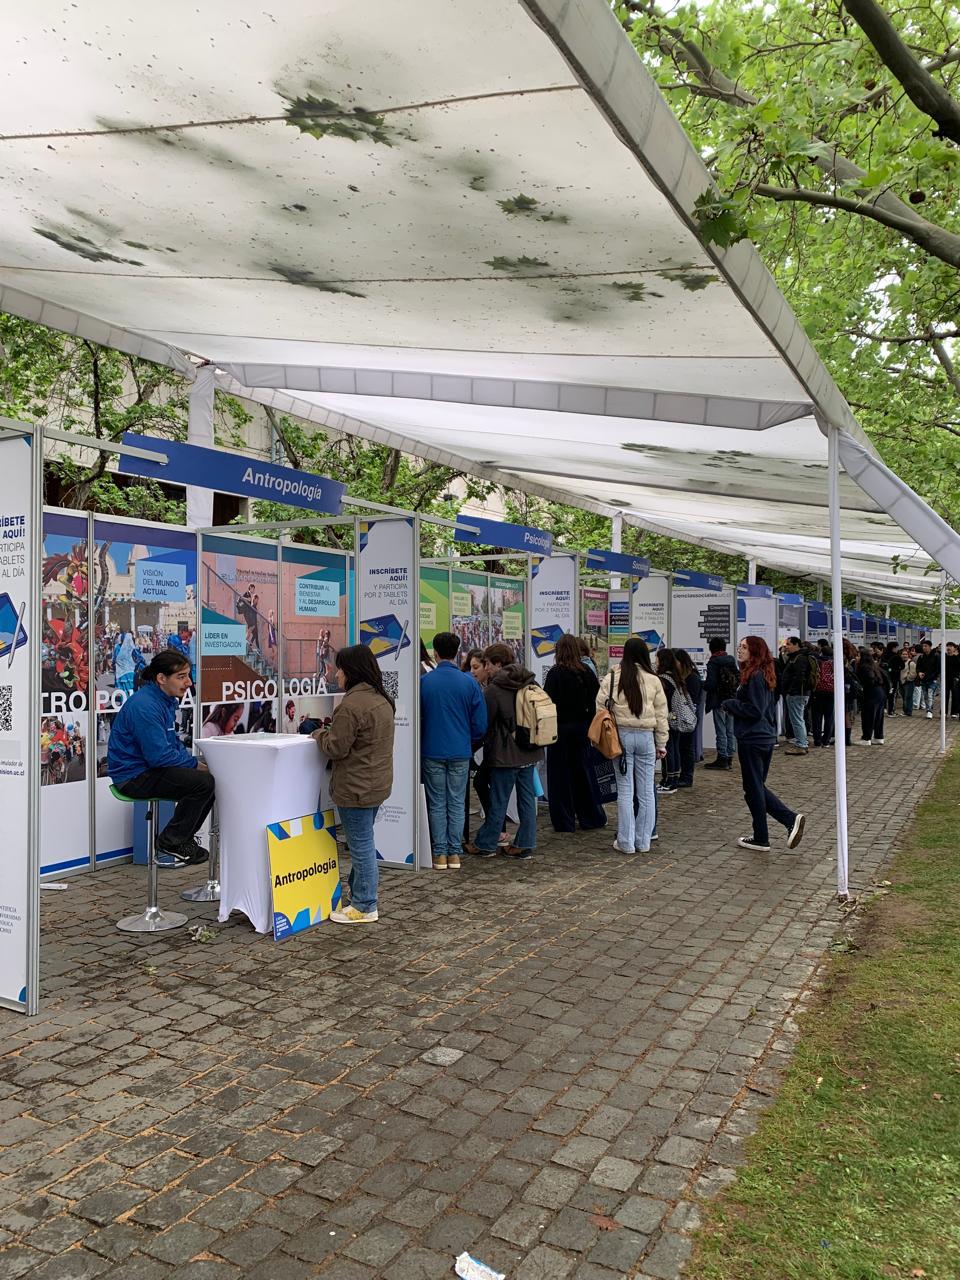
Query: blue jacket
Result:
<box><xmin>108</xmin><ymin>681</ymin><xmax>197</xmax><ymax>782</ymax></box>
<box><xmin>722</xmin><ymin>672</ymin><xmax>778</xmax><ymax>747</ymax></box>
<box><xmin>420</xmin><ymin>662</ymin><xmax>487</xmax><ymax>760</ymax></box>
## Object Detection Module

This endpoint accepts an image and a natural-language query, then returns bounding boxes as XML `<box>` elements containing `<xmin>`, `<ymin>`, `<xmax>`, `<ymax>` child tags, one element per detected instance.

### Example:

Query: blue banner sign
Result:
<box><xmin>454</xmin><ymin>515</ymin><xmax>552</xmax><ymax>554</ymax></box>
<box><xmin>777</xmin><ymin>593</ymin><xmax>806</xmax><ymax>605</ymax></box>
<box><xmin>118</xmin><ymin>433</ymin><xmax>344</xmax><ymax>515</ymax></box>
<box><xmin>736</xmin><ymin>583</ymin><xmax>773</xmax><ymax>597</ymax></box>
<box><xmin>673</xmin><ymin>569</ymin><xmax>724</xmax><ymax>592</ymax></box>
<box><xmin>585</xmin><ymin>549</ymin><xmax>650</xmax><ymax>578</ymax></box>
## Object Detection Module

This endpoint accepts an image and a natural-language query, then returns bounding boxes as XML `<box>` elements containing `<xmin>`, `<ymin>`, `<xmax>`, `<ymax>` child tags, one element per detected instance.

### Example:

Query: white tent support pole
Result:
<box><xmin>747</xmin><ymin>560</ymin><xmax>757</xmax><ymax>585</ymax></box>
<box><xmin>885</xmin><ymin>605</ymin><xmax>891</xmax><ymax>619</ymax></box>
<box><xmin>817</xmin><ymin>582</ymin><xmax>824</xmax><ymax>602</ymax></box>
<box><xmin>941</xmin><ymin>571</ymin><xmax>947</xmax><ymax>756</ymax></box>
<box><xmin>185</xmin><ymin>366</ymin><xmax>216</xmax><ymax>531</ymax></box>
<box><xmin>828</xmin><ymin>427</ymin><xmax>849</xmax><ymax>900</ymax></box>
<box><xmin>855</xmin><ymin>594</ymin><xmax>861</xmax><ymax>610</ymax></box>
<box><xmin>610</xmin><ymin>512</ymin><xmax>623</xmax><ymax>590</ymax></box>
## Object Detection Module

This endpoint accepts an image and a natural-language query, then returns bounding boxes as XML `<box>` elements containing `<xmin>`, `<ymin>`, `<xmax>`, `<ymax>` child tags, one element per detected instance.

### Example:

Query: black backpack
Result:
<box><xmin>716</xmin><ymin>661</ymin><xmax>739</xmax><ymax>701</ymax></box>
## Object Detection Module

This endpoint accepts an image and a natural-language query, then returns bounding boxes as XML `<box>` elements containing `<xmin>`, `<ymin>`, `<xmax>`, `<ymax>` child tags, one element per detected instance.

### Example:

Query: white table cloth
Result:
<box><xmin>201</xmin><ymin>733</ymin><xmax>332</xmax><ymax>933</ymax></box>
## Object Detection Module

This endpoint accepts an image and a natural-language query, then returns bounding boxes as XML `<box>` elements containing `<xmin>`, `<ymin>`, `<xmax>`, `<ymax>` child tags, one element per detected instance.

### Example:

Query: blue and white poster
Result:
<box><xmin>357</xmin><ymin>519</ymin><xmax>417</xmax><ymax>867</ymax></box>
<box><xmin>631</xmin><ymin>574</ymin><xmax>670</xmax><ymax>652</ymax></box>
<box><xmin>0</xmin><ymin>431</ymin><xmax>35</xmax><ymax>1011</ymax></box>
<box><xmin>737</xmin><ymin>585</ymin><xmax>777</xmax><ymax>652</ymax></box>
<box><xmin>529</xmin><ymin>554</ymin><xmax>578</xmax><ymax>684</ymax></box>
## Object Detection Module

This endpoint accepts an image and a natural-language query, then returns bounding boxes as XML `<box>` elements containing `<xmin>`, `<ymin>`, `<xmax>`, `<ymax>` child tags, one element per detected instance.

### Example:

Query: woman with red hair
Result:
<box><xmin>722</xmin><ymin>636</ymin><xmax>805</xmax><ymax>853</ymax></box>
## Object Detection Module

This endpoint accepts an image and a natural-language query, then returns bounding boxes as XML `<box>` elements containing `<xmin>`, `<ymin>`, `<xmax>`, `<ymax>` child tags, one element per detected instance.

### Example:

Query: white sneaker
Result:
<box><xmin>855</xmin><ymin>739</ymin><xmax>872</xmax><ymax>746</ymax></box>
<box><xmin>927</xmin><ymin>712</ymin><xmax>934</xmax><ymax>719</ymax></box>
<box><xmin>330</xmin><ymin>904</ymin><xmax>379</xmax><ymax>925</ymax></box>
<box><xmin>874</xmin><ymin>738</ymin><xmax>885</xmax><ymax>745</ymax></box>
<box><xmin>787</xmin><ymin>813</ymin><xmax>806</xmax><ymax>849</ymax></box>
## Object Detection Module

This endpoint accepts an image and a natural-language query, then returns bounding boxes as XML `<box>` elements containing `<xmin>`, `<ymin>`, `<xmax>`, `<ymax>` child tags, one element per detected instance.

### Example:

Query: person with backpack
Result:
<box><xmin>543</xmin><ymin>634</ymin><xmax>607</xmax><ymax>834</ymax></box>
<box><xmin>781</xmin><ymin>636</ymin><xmax>818</xmax><ymax>755</ymax></box>
<box><xmin>900</xmin><ymin>646</ymin><xmax>917</xmax><ymax>717</ymax></box>
<box><xmin>703</xmin><ymin>636</ymin><xmax>739</xmax><ymax>770</ymax></box>
<box><xmin>810</xmin><ymin>643</ymin><xmax>836</xmax><ymax>747</ymax></box>
<box><xmin>881</xmin><ymin>642</ymin><xmax>904</xmax><ymax>716</ymax></box>
<box><xmin>598</xmin><ymin>637</ymin><xmax>667</xmax><ymax>854</ymax></box>
<box><xmin>722</xmin><ymin>635</ymin><xmax>805</xmax><ymax>854</ymax></box>
<box><xmin>672</xmin><ymin>649</ymin><xmax>703</xmax><ymax>787</ymax></box>
<box><xmin>655</xmin><ymin>649</ymin><xmax>697</xmax><ymax>793</ymax></box>
<box><xmin>463</xmin><ymin>643</ymin><xmax>552</xmax><ymax>861</ymax></box>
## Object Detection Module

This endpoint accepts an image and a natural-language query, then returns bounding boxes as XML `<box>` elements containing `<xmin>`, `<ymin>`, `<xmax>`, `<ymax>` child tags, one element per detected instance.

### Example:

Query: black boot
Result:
<box><xmin>723</xmin><ymin>757</ymin><xmax>733</xmax><ymax>770</ymax></box>
<box><xmin>703</xmin><ymin>757</ymin><xmax>727</xmax><ymax>770</ymax></box>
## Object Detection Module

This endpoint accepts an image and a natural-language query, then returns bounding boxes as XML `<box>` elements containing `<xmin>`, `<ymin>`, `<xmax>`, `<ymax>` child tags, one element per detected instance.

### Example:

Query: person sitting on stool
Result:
<box><xmin>108</xmin><ymin>650</ymin><xmax>214</xmax><ymax>868</ymax></box>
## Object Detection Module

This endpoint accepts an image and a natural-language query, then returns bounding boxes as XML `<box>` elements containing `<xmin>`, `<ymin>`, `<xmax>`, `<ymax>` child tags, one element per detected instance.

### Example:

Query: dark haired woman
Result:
<box><xmin>672</xmin><ymin>648</ymin><xmax>702</xmax><ymax>788</ymax></box>
<box><xmin>598</xmin><ymin>637</ymin><xmax>668</xmax><ymax>854</ymax></box>
<box><xmin>655</xmin><ymin>648</ymin><xmax>683</xmax><ymax>794</ymax></box>
<box><xmin>201</xmin><ymin>702</ymin><xmax>243</xmax><ymax>738</ymax></box>
<box><xmin>312</xmin><ymin>644</ymin><xmax>395</xmax><ymax>924</ymax></box>
<box><xmin>544</xmin><ymin>634</ymin><xmax>606</xmax><ymax>833</ymax></box>
<box><xmin>722</xmin><ymin>636</ymin><xmax>805</xmax><ymax>853</ymax></box>
<box><xmin>855</xmin><ymin>647</ymin><xmax>888</xmax><ymax>746</ymax></box>
<box><xmin>108</xmin><ymin>649</ymin><xmax>214</xmax><ymax>868</ymax></box>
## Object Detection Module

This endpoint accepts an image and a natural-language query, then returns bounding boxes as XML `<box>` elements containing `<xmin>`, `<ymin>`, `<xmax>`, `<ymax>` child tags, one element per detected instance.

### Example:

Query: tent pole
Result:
<box><xmin>747</xmin><ymin>559</ymin><xmax>757</xmax><ymax>585</ymax></box>
<box><xmin>828</xmin><ymin>427</ymin><xmax>849</xmax><ymax>900</ymax></box>
<box><xmin>611</xmin><ymin>512</ymin><xmax>623</xmax><ymax>590</ymax></box>
<box><xmin>941</xmin><ymin>571</ymin><xmax>947</xmax><ymax>755</ymax></box>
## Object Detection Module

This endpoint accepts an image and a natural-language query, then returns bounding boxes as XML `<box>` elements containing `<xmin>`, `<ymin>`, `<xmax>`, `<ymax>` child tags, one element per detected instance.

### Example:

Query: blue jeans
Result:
<box><xmin>422</xmin><ymin>758</ymin><xmax>470</xmax><ymax>857</ymax></box>
<box><xmin>615</xmin><ymin>729</ymin><xmax>656</xmax><ymax>851</ymax></box>
<box><xmin>337</xmin><ymin>805</ymin><xmax>380</xmax><ymax>913</ymax></box>
<box><xmin>713</xmin><ymin>708</ymin><xmax>735</xmax><ymax>759</ymax></box>
<box><xmin>920</xmin><ymin>680</ymin><xmax>937</xmax><ymax>711</ymax></box>
<box><xmin>900</xmin><ymin>681</ymin><xmax>914</xmax><ymax>715</ymax></box>
<box><xmin>786</xmin><ymin>694</ymin><xmax>809</xmax><ymax>748</ymax></box>
<box><xmin>475</xmin><ymin>765</ymin><xmax>538</xmax><ymax>852</ymax></box>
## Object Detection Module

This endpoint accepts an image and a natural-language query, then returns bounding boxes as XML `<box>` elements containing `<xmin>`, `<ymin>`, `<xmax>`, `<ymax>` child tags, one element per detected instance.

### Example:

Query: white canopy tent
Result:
<box><xmin>1</xmin><ymin>0</ymin><xmax>958</xmax><ymax>896</ymax></box>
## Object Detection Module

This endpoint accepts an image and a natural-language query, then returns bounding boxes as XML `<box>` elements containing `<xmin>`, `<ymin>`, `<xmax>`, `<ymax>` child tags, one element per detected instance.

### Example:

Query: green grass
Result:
<box><xmin>687</xmin><ymin>749</ymin><xmax>960</xmax><ymax>1280</ymax></box>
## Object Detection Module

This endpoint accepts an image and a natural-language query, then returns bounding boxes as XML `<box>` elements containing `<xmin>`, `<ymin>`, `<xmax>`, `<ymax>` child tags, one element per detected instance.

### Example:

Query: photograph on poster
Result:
<box><xmin>201</xmin><ymin>535</ymin><xmax>279</xmax><ymax>718</ymax></box>
<box><xmin>201</xmin><ymin>700</ymin><xmax>277</xmax><ymax>738</ymax></box>
<box><xmin>40</xmin><ymin>714</ymin><xmax>86</xmax><ymax>786</ymax></box>
<box><xmin>451</xmin><ymin>571</ymin><xmax>489</xmax><ymax>654</ymax></box>
<box><xmin>419</xmin><ymin>567</ymin><xmax>451</xmax><ymax>649</ymax></box>
<box><xmin>281</xmin><ymin>547</ymin><xmax>348</xmax><ymax>696</ymax></box>
<box><xmin>581</xmin><ymin>587</ymin><xmax>609</xmax><ymax>676</ymax></box>
<box><xmin>489</xmin><ymin>576</ymin><xmax>525</xmax><ymax>663</ymax></box>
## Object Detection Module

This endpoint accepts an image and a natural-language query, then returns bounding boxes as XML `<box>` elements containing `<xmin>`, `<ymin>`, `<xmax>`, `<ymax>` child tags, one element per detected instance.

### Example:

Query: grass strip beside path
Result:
<box><xmin>687</xmin><ymin>748</ymin><xmax>960</xmax><ymax>1280</ymax></box>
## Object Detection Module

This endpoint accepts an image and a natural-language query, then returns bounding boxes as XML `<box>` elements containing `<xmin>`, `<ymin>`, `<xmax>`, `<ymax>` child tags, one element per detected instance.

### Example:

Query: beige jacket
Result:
<box><xmin>597</xmin><ymin>667</ymin><xmax>669</xmax><ymax>750</ymax></box>
<box><xmin>313</xmin><ymin>681</ymin><xmax>395</xmax><ymax>808</ymax></box>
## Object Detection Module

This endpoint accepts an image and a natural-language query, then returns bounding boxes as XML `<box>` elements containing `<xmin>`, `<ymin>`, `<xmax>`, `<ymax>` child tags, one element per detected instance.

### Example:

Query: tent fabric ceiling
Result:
<box><xmin>0</xmin><ymin>0</ymin><xmax>955</xmax><ymax>604</ymax></box>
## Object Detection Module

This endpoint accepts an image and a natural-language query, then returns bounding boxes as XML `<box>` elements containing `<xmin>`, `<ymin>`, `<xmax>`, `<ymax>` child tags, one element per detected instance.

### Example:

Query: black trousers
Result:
<box><xmin>677</xmin><ymin>731</ymin><xmax>696</xmax><ymax>785</ymax></box>
<box><xmin>463</xmin><ymin>760</ymin><xmax>492</xmax><ymax>843</ymax></box>
<box><xmin>545</xmin><ymin>722</ymin><xmax>606</xmax><ymax>833</ymax></box>
<box><xmin>860</xmin><ymin>687</ymin><xmax>885</xmax><ymax>742</ymax></box>
<box><xmin>737</xmin><ymin>743</ymin><xmax>795</xmax><ymax>846</ymax></box>
<box><xmin>811</xmin><ymin>691</ymin><xmax>834</xmax><ymax>745</ymax></box>
<box><xmin>118</xmin><ymin>766</ymin><xmax>216</xmax><ymax>847</ymax></box>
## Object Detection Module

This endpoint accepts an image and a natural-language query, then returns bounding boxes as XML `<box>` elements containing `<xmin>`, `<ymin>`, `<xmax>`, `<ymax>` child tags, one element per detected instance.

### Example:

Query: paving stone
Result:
<box><xmin>590</xmin><ymin>1156</ymin><xmax>641</xmax><ymax>1191</ymax></box>
<box><xmin>382</xmin><ymin>1188</ymin><xmax>453</xmax><ymax>1229</ymax></box>
<box><xmin>514</xmin><ymin>1243</ymin><xmax>577</xmax><ymax>1279</ymax></box>
<box><xmin>143</xmin><ymin>1220</ymin><xmax>222</xmax><ymax>1264</ymax></box>
<box><xmin>644</xmin><ymin>1229</ymin><xmax>694</xmax><ymax>1278</ymax></box>
<box><xmin>657</xmin><ymin>1134</ymin><xmax>706</xmax><ymax>1169</ymax></box>
<box><xmin>615</xmin><ymin>1194</ymin><xmax>671</xmax><ymax>1234</ymax></box>
<box><xmin>587</xmin><ymin>1225</ymin><xmax>650</xmax><ymax>1271</ymax></box>
<box><xmin>341</xmin><ymin>1222</ymin><xmax>411</xmax><ymax>1266</ymax></box>
<box><xmin>551</xmin><ymin>1137</ymin><xmax>610</xmax><ymax>1174</ymax></box>
<box><xmin>73</xmin><ymin>1184</ymin><xmax>150</xmax><ymax>1225</ymax></box>
<box><xmin>24</xmin><ymin>1213</ymin><xmax>92</xmax><ymax>1253</ymax></box>
<box><xmin>419</xmin><ymin>1047</ymin><xmax>464</xmax><ymax>1066</ymax></box>
<box><xmin>523</xmin><ymin>1166</ymin><xmax>582</xmax><ymax>1210</ymax></box>
<box><xmin>491</xmin><ymin>1202</ymin><xmax>549</xmax><ymax>1248</ymax></box>
<box><xmin>189</xmin><ymin>1189</ymin><xmax>263</xmax><ymax>1232</ymax></box>
<box><xmin>24</xmin><ymin>1248</ymin><xmax>110</xmax><ymax>1279</ymax></box>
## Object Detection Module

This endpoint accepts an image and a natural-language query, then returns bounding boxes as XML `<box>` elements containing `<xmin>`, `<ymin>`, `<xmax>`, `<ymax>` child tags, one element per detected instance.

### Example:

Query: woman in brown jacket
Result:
<box><xmin>313</xmin><ymin>645</ymin><xmax>395</xmax><ymax>924</ymax></box>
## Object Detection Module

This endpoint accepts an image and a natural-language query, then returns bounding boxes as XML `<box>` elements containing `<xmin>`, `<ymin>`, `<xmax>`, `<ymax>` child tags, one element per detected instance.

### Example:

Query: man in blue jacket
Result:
<box><xmin>420</xmin><ymin>632</ymin><xmax>487</xmax><ymax>870</ymax></box>
<box><xmin>108</xmin><ymin>650</ymin><xmax>215</xmax><ymax>868</ymax></box>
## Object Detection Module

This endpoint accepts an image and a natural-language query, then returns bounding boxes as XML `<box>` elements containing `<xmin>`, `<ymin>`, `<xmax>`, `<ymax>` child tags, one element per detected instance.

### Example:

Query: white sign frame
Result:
<box><xmin>0</xmin><ymin>417</ymin><xmax>42</xmax><ymax>1015</ymax></box>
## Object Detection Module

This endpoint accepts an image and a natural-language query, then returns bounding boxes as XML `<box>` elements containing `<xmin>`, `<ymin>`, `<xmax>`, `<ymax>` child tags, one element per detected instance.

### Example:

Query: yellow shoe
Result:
<box><xmin>329</xmin><ymin>904</ymin><xmax>379</xmax><ymax>925</ymax></box>
<box><xmin>433</xmin><ymin>854</ymin><xmax>448</xmax><ymax>870</ymax></box>
<box><xmin>447</xmin><ymin>853</ymin><xmax>461</xmax><ymax>870</ymax></box>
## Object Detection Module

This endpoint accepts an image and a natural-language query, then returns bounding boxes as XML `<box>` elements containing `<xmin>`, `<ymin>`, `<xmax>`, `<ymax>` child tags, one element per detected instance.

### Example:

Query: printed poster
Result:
<box><xmin>489</xmin><ymin>574</ymin><xmax>525</xmax><ymax>664</ymax></box>
<box><xmin>631</xmin><ymin>574</ymin><xmax>669</xmax><ymax>652</ymax></box>
<box><xmin>0</xmin><ymin>431</ymin><xmax>35</xmax><ymax>1010</ymax></box>
<box><xmin>280</xmin><ymin>546</ymin><xmax>349</xmax><ymax>733</ymax></box>
<box><xmin>419</xmin><ymin>567</ymin><xmax>451</xmax><ymax>651</ymax></box>
<box><xmin>357</xmin><ymin>518</ymin><xmax>417</xmax><ymax>866</ymax></box>
<box><xmin>529</xmin><ymin>554</ymin><xmax>577</xmax><ymax>683</ymax></box>
<box><xmin>581</xmin><ymin>587</ymin><xmax>609</xmax><ymax>676</ymax></box>
<box><xmin>736</xmin><ymin>588</ymin><xmax>777</xmax><ymax>652</ymax></box>
<box><xmin>671</xmin><ymin>586</ymin><xmax>734</xmax><ymax>679</ymax></box>
<box><xmin>451</xmin><ymin>569</ymin><xmax>489</xmax><ymax>656</ymax></box>
<box><xmin>267</xmin><ymin>809</ymin><xmax>341</xmax><ymax>940</ymax></box>
<box><xmin>607</xmin><ymin>590</ymin><xmax>630</xmax><ymax>663</ymax></box>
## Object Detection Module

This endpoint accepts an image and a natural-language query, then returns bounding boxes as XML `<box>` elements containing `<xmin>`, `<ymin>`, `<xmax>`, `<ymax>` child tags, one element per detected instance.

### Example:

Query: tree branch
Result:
<box><xmin>755</xmin><ymin>182</ymin><xmax>960</xmax><ymax>264</ymax></box>
<box><xmin>843</xmin><ymin>0</ymin><xmax>960</xmax><ymax>145</ymax></box>
<box><xmin>928</xmin><ymin>326</ymin><xmax>960</xmax><ymax>398</ymax></box>
<box><xmin>264</xmin><ymin>405</ymin><xmax>302</xmax><ymax>468</ymax></box>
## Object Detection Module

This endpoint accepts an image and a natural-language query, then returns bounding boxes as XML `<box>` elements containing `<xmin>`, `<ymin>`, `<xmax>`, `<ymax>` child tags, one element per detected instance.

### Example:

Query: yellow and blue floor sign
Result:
<box><xmin>266</xmin><ymin>809</ymin><xmax>341</xmax><ymax>941</ymax></box>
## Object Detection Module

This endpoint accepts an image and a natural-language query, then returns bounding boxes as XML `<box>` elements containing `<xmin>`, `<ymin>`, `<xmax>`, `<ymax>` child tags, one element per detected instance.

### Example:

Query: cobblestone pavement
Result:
<box><xmin>1</xmin><ymin>716</ymin><xmax>954</xmax><ymax>1280</ymax></box>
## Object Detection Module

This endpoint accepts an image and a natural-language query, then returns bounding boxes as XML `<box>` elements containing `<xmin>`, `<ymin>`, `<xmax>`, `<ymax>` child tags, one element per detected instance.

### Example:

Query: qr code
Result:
<box><xmin>0</xmin><ymin>685</ymin><xmax>11</xmax><ymax>733</ymax></box>
<box><xmin>382</xmin><ymin>671</ymin><xmax>400</xmax><ymax>702</ymax></box>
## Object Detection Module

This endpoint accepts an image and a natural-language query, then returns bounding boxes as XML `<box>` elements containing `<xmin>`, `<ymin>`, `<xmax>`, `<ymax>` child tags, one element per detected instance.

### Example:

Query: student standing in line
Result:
<box><xmin>544</xmin><ymin>633</ymin><xmax>606</xmax><ymax>834</ymax></box>
<box><xmin>598</xmin><ymin>637</ymin><xmax>667</xmax><ymax>854</ymax></box>
<box><xmin>810</xmin><ymin>644</ymin><xmax>836</xmax><ymax>748</ymax></box>
<box><xmin>915</xmin><ymin>640</ymin><xmax>939</xmax><ymax>718</ymax></box>
<box><xmin>703</xmin><ymin>637</ymin><xmax>739</xmax><ymax>770</ymax></box>
<box><xmin>312</xmin><ymin>645</ymin><xmax>395</xmax><ymax>924</ymax></box>
<box><xmin>945</xmin><ymin>642</ymin><xmax>959</xmax><ymax>718</ymax></box>
<box><xmin>900</xmin><ymin>646</ymin><xmax>917</xmax><ymax>717</ymax></box>
<box><xmin>654</xmin><ymin>648</ymin><xmax>684</xmax><ymax>794</ymax></box>
<box><xmin>881</xmin><ymin>642</ymin><xmax>904</xmax><ymax>716</ymax></box>
<box><xmin>672</xmin><ymin>648</ymin><xmax>702</xmax><ymax>788</ymax></box>
<box><xmin>420</xmin><ymin>632</ymin><xmax>487</xmax><ymax>870</ymax></box>
<box><xmin>855</xmin><ymin>647</ymin><xmax>888</xmax><ymax>746</ymax></box>
<box><xmin>723</xmin><ymin>636</ymin><xmax>805</xmax><ymax>854</ymax></box>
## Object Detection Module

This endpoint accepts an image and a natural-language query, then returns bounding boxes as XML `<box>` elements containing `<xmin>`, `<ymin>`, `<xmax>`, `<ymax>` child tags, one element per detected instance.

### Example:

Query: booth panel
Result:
<box><xmin>489</xmin><ymin>574</ymin><xmax>525</xmax><ymax>665</ymax></box>
<box><xmin>737</xmin><ymin>590</ymin><xmax>777</xmax><ymax>651</ymax></box>
<box><xmin>805</xmin><ymin>604</ymin><xmax>832</xmax><ymax>645</ymax></box>
<box><xmin>92</xmin><ymin>516</ymin><xmax>199</xmax><ymax>863</ymax></box>
<box><xmin>671</xmin><ymin>584</ymin><xmax>734</xmax><ymax>753</ymax></box>
<box><xmin>631</xmin><ymin>575</ymin><xmax>669</xmax><ymax>651</ymax></box>
<box><xmin>608</xmin><ymin>589</ymin><xmax>630</xmax><ymax>663</ymax></box>
<box><xmin>40</xmin><ymin>511</ymin><xmax>91</xmax><ymax>874</ymax></box>
<box><xmin>581</xmin><ymin>587</ymin><xmax>609</xmax><ymax>676</ymax></box>
<box><xmin>200</xmin><ymin>533</ymin><xmax>279</xmax><ymax>739</ymax></box>
<box><xmin>279</xmin><ymin>544</ymin><xmax>349</xmax><ymax>733</ymax></box>
<box><xmin>419</xmin><ymin>567</ymin><xmax>451</xmax><ymax>651</ymax></box>
<box><xmin>529</xmin><ymin>554</ymin><xmax>578</xmax><ymax>683</ymax></box>
<box><xmin>451</xmin><ymin>569</ymin><xmax>490</xmax><ymax>655</ymax></box>
<box><xmin>777</xmin><ymin>599</ymin><xmax>804</xmax><ymax>650</ymax></box>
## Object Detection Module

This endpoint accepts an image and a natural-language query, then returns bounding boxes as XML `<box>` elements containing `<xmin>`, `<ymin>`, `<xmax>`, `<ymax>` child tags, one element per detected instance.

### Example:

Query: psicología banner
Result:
<box><xmin>357</xmin><ymin>518</ymin><xmax>417</xmax><ymax>867</ymax></box>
